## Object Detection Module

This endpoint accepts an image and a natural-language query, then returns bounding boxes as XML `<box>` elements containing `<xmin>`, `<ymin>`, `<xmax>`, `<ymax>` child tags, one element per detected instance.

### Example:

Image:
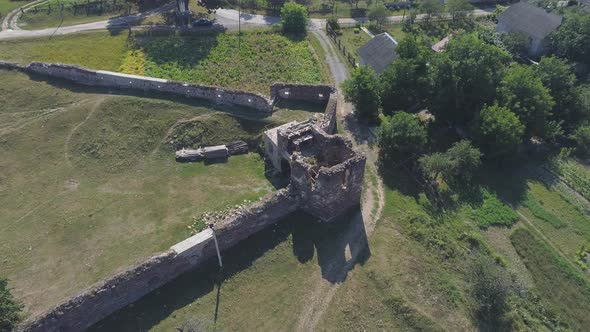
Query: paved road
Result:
<box><xmin>0</xmin><ymin>6</ymin><xmax>496</xmax><ymax>40</ymax></box>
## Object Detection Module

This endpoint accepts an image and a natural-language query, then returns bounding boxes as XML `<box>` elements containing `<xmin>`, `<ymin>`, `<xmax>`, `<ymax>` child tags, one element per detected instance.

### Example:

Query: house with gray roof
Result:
<box><xmin>496</xmin><ymin>2</ymin><xmax>563</xmax><ymax>57</ymax></box>
<box><xmin>357</xmin><ymin>32</ymin><xmax>398</xmax><ymax>75</ymax></box>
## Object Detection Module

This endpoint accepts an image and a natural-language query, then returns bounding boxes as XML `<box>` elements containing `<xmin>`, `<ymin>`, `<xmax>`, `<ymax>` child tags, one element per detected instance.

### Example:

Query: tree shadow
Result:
<box><xmin>343</xmin><ymin>112</ymin><xmax>379</xmax><ymax>149</ymax></box>
<box><xmin>88</xmin><ymin>208</ymin><xmax>370</xmax><ymax>331</ymax></box>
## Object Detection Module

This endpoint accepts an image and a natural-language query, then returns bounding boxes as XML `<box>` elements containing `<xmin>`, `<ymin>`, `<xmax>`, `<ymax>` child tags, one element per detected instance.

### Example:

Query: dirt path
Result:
<box><xmin>63</xmin><ymin>97</ymin><xmax>105</xmax><ymax>167</ymax></box>
<box><xmin>294</xmin><ymin>28</ymin><xmax>386</xmax><ymax>332</ymax></box>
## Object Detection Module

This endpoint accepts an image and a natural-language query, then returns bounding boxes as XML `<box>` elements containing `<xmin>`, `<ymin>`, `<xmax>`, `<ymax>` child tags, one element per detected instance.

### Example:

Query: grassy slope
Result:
<box><xmin>0</xmin><ymin>30</ymin><xmax>328</xmax><ymax>95</ymax></box>
<box><xmin>0</xmin><ymin>69</ymin><xmax>317</xmax><ymax>317</ymax></box>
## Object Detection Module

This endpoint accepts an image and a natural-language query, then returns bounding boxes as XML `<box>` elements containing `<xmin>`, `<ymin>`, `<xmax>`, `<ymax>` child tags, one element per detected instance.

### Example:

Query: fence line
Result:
<box><xmin>326</xmin><ymin>24</ymin><xmax>358</xmax><ymax>68</ymax></box>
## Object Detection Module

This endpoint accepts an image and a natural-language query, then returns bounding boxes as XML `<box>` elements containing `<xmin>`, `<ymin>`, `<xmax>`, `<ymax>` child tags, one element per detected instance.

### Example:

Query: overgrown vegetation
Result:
<box><xmin>0</xmin><ymin>278</ymin><xmax>23</xmax><ymax>332</ymax></box>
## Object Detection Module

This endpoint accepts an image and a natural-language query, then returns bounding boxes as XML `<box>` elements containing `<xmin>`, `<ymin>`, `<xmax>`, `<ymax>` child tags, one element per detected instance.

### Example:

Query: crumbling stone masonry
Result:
<box><xmin>4</xmin><ymin>61</ymin><xmax>364</xmax><ymax>332</ymax></box>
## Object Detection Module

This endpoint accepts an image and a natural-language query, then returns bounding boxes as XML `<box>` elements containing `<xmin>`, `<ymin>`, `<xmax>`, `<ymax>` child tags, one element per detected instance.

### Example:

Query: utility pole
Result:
<box><xmin>209</xmin><ymin>224</ymin><xmax>223</xmax><ymax>268</ymax></box>
<box><xmin>238</xmin><ymin>0</ymin><xmax>241</xmax><ymax>51</ymax></box>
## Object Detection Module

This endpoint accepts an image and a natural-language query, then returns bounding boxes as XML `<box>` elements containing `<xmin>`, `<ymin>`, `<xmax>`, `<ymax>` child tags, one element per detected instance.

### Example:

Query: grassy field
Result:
<box><xmin>0</xmin><ymin>68</ymin><xmax>320</xmax><ymax>318</ymax></box>
<box><xmin>0</xmin><ymin>29</ymin><xmax>328</xmax><ymax>95</ymax></box>
<box><xmin>18</xmin><ymin>0</ymin><xmax>163</xmax><ymax>30</ymax></box>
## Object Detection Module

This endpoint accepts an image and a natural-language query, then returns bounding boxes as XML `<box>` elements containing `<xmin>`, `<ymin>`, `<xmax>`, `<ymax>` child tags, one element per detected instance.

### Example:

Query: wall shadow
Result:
<box><xmin>88</xmin><ymin>208</ymin><xmax>370</xmax><ymax>331</ymax></box>
<box><xmin>292</xmin><ymin>208</ymin><xmax>370</xmax><ymax>283</ymax></box>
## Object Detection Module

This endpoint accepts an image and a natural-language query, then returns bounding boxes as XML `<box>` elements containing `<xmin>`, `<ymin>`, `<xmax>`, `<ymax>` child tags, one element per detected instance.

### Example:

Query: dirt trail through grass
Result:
<box><xmin>63</xmin><ymin>96</ymin><xmax>105</xmax><ymax>167</ymax></box>
<box><xmin>294</xmin><ymin>29</ymin><xmax>386</xmax><ymax>329</ymax></box>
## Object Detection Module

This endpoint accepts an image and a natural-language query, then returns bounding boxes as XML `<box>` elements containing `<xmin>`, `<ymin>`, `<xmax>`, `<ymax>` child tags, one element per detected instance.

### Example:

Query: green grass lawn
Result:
<box><xmin>18</xmin><ymin>0</ymin><xmax>163</xmax><ymax>30</ymax></box>
<box><xmin>336</xmin><ymin>28</ymin><xmax>371</xmax><ymax>62</ymax></box>
<box><xmin>0</xmin><ymin>68</ymin><xmax>319</xmax><ymax>318</ymax></box>
<box><xmin>0</xmin><ymin>29</ymin><xmax>328</xmax><ymax>95</ymax></box>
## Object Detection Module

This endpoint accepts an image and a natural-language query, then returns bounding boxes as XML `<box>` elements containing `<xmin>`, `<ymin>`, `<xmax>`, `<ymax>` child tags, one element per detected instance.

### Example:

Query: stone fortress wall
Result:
<box><xmin>0</xmin><ymin>61</ymin><xmax>337</xmax><ymax>116</ymax></box>
<box><xmin>0</xmin><ymin>60</ymin><xmax>359</xmax><ymax>332</ymax></box>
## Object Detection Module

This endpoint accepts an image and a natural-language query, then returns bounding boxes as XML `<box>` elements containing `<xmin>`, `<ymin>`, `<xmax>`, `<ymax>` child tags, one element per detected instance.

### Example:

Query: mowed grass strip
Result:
<box><xmin>0</xmin><ymin>30</ymin><xmax>327</xmax><ymax>95</ymax></box>
<box><xmin>0</xmin><ymin>69</ymin><xmax>291</xmax><ymax>317</ymax></box>
<box><xmin>0</xmin><ymin>31</ymin><xmax>128</xmax><ymax>71</ymax></box>
<box><xmin>510</xmin><ymin>228</ymin><xmax>590</xmax><ymax>331</ymax></box>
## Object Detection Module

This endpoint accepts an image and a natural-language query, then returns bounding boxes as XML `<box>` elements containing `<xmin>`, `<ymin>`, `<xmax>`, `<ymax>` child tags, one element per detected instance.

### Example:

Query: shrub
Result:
<box><xmin>571</xmin><ymin>124</ymin><xmax>590</xmax><ymax>156</ymax></box>
<box><xmin>378</xmin><ymin>112</ymin><xmax>427</xmax><ymax>162</ymax></box>
<box><xmin>0</xmin><ymin>278</ymin><xmax>23</xmax><ymax>332</ymax></box>
<box><xmin>280</xmin><ymin>2</ymin><xmax>308</xmax><ymax>34</ymax></box>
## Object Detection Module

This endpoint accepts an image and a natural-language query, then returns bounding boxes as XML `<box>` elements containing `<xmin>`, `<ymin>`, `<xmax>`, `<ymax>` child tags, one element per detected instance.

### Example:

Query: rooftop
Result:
<box><xmin>357</xmin><ymin>32</ymin><xmax>398</xmax><ymax>75</ymax></box>
<box><xmin>497</xmin><ymin>2</ymin><xmax>563</xmax><ymax>39</ymax></box>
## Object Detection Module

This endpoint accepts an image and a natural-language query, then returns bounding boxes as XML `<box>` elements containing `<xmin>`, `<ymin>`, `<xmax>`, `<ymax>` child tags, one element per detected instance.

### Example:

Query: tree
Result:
<box><xmin>380</xmin><ymin>58</ymin><xmax>431</xmax><ymax>115</ymax></box>
<box><xmin>535</xmin><ymin>57</ymin><xmax>577</xmax><ymax>125</ymax></box>
<box><xmin>402</xmin><ymin>9</ymin><xmax>417</xmax><ymax>32</ymax></box>
<box><xmin>498</xmin><ymin>65</ymin><xmax>555</xmax><ymax>137</ymax></box>
<box><xmin>419</xmin><ymin>152</ymin><xmax>454</xmax><ymax>183</ymax></box>
<box><xmin>342</xmin><ymin>66</ymin><xmax>380</xmax><ymax>121</ymax></box>
<box><xmin>419</xmin><ymin>140</ymin><xmax>481</xmax><ymax>183</ymax></box>
<box><xmin>500</xmin><ymin>32</ymin><xmax>529</xmax><ymax>57</ymax></box>
<box><xmin>446</xmin><ymin>0</ymin><xmax>472</xmax><ymax>23</ymax></box>
<box><xmin>368</xmin><ymin>4</ymin><xmax>388</xmax><ymax>29</ymax></box>
<box><xmin>378</xmin><ymin>112</ymin><xmax>427</xmax><ymax>161</ymax></box>
<box><xmin>0</xmin><ymin>278</ymin><xmax>22</xmax><ymax>332</ymax></box>
<box><xmin>445</xmin><ymin>140</ymin><xmax>482</xmax><ymax>180</ymax></box>
<box><xmin>476</xmin><ymin>104</ymin><xmax>524</xmax><ymax>159</ymax></box>
<box><xmin>197</xmin><ymin>0</ymin><xmax>228</xmax><ymax>14</ymax></box>
<box><xmin>420</xmin><ymin>0</ymin><xmax>443</xmax><ymax>25</ymax></box>
<box><xmin>280</xmin><ymin>2</ymin><xmax>308</xmax><ymax>34</ymax></box>
<box><xmin>551</xmin><ymin>13</ymin><xmax>590</xmax><ymax>64</ymax></box>
<box><xmin>431</xmin><ymin>34</ymin><xmax>511</xmax><ymax>125</ymax></box>
<box><xmin>571</xmin><ymin>124</ymin><xmax>590</xmax><ymax>156</ymax></box>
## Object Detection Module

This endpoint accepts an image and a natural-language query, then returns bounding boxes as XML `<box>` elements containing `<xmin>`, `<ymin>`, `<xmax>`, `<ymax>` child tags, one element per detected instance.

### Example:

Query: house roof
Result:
<box><xmin>431</xmin><ymin>36</ymin><xmax>450</xmax><ymax>52</ymax></box>
<box><xmin>497</xmin><ymin>2</ymin><xmax>562</xmax><ymax>39</ymax></box>
<box><xmin>357</xmin><ymin>32</ymin><xmax>398</xmax><ymax>75</ymax></box>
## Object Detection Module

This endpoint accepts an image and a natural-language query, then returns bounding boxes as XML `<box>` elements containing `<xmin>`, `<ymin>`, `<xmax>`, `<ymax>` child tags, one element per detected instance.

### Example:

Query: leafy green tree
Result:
<box><xmin>476</xmin><ymin>104</ymin><xmax>524</xmax><ymax>159</ymax></box>
<box><xmin>378</xmin><ymin>112</ymin><xmax>427</xmax><ymax>161</ymax></box>
<box><xmin>535</xmin><ymin>57</ymin><xmax>577</xmax><ymax>125</ymax></box>
<box><xmin>280</xmin><ymin>2</ymin><xmax>308</xmax><ymax>34</ymax></box>
<box><xmin>368</xmin><ymin>4</ymin><xmax>388</xmax><ymax>29</ymax></box>
<box><xmin>420</xmin><ymin>0</ymin><xmax>443</xmax><ymax>25</ymax></box>
<box><xmin>380</xmin><ymin>37</ymin><xmax>432</xmax><ymax>115</ymax></box>
<box><xmin>446</xmin><ymin>140</ymin><xmax>482</xmax><ymax>180</ymax></box>
<box><xmin>0</xmin><ymin>278</ymin><xmax>23</xmax><ymax>332</ymax></box>
<box><xmin>500</xmin><ymin>32</ymin><xmax>529</xmax><ymax>57</ymax></box>
<box><xmin>551</xmin><ymin>13</ymin><xmax>590</xmax><ymax>64</ymax></box>
<box><xmin>498</xmin><ymin>65</ymin><xmax>555</xmax><ymax>137</ymax></box>
<box><xmin>419</xmin><ymin>152</ymin><xmax>454</xmax><ymax>183</ymax></box>
<box><xmin>571</xmin><ymin>124</ymin><xmax>590</xmax><ymax>156</ymax></box>
<box><xmin>419</xmin><ymin>140</ymin><xmax>481</xmax><ymax>183</ymax></box>
<box><xmin>431</xmin><ymin>34</ymin><xmax>511</xmax><ymax>125</ymax></box>
<box><xmin>380</xmin><ymin>58</ymin><xmax>431</xmax><ymax>115</ymax></box>
<box><xmin>446</xmin><ymin>0</ymin><xmax>472</xmax><ymax>23</ymax></box>
<box><xmin>574</xmin><ymin>85</ymin><xmax>590</xmax><ymax>123</ymax></box>
<box><xmin>342</xmin><ymin>66</ymin><xmax>380</xmax><ymax>121</ymax></box>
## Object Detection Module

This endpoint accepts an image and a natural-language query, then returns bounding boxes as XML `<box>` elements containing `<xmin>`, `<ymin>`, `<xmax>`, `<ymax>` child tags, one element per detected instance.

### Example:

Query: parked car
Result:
<box><xmin>193</xmin><ymin>18</ymin><xmax>214</xmax><ymax>27</ymax></box>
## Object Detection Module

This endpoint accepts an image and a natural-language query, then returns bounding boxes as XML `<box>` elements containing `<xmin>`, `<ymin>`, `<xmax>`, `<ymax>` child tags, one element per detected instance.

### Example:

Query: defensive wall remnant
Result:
<box><xmin>2</xmin><ymin>60</ymin><xmax>364</xmax><ymax>331</ymax></box>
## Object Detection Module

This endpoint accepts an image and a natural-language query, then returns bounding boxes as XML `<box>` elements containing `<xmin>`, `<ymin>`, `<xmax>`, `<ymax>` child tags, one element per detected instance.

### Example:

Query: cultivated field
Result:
<box><xmin>0</xmin><ymin>68</ymin><xmax>319</xmax><ymax>317</ymax></box>
<box><xmin>0</xmin><ymin>29</ymin><xmax>329</xmax><ymax>95</ymax></box>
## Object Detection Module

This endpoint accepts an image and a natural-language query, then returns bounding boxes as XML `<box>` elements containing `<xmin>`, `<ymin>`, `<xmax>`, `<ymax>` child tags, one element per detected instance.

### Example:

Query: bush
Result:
<box><xmin>0</xmin><ymin>278</ymin><xmax>23</xmax><ymax>332</ymax></box>
<box><xmin>280</xmin><ymin>2</ymin><xmax>308</xmax><ymax>34</ymax></box>
<box><xmin>571</xmin><ymin>124</ymin><xmax>590</xmax><ymax>156</ymax></box>
<box><xmin>327</xmin><ymin>17</ymin><xmax>339</xmax><ymax>31</ymax></box>
<box><xmin>476</xmin><ymin>104</ymin><xmax>524</xmax><ymax>159</ymax></box>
